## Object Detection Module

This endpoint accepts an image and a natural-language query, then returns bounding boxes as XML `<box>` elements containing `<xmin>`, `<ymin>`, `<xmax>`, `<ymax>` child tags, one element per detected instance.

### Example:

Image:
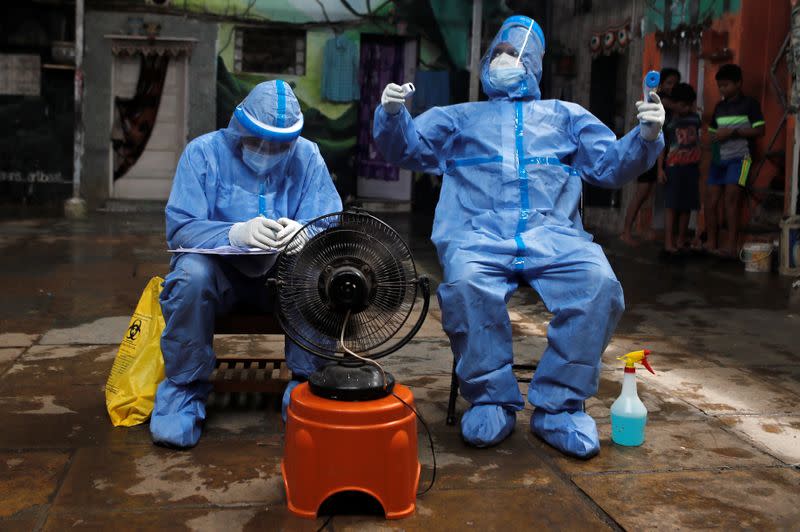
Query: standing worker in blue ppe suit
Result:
<box><xmin>373</xmin><ymin>16</ymin><xmax>665</xmax><ymax>458</ymax></box>
<box><xmin>151</xmin><ymin>80</ymin><xmax>342</xmax><ymax>448</ymax></box>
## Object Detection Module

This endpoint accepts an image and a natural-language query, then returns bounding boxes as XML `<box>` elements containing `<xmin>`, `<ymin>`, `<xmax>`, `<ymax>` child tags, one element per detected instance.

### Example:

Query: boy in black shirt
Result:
<box><xmin>658</xmin><ymin>82</ymin><xmax>701</xmax><ymax>253</ymax></box>
<box><xmin>706</xmin><ymin>64</ymin><xmax>765</xmax><ymax>257</ymax></box>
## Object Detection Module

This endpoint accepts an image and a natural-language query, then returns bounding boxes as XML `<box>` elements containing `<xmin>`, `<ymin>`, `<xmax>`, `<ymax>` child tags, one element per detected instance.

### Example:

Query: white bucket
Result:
<box><xmin>779</xmin><ymin>216</ymin><xmax>800</xmax><ymax>276</ymax></box>
<box><xmin>740</xmin><ymin>243</ymin><xmax>773</xmax><ymax>273</ymax></box>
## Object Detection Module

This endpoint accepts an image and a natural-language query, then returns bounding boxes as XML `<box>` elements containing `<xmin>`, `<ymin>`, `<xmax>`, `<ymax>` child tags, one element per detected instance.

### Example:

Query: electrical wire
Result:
<box><xmin>340</xmin><ymin>309</ymin><xmax>388</xmax><ymax>388</ymax></box>
<box><xmin>340</xmin><ymin>310</ymin><xmax>436</xmax><ymax>498</ymax></box>
<box><xmin>392</xmin><ymin>391</ymin><xmax>437</xmax><ymax>496</ymax></box>
<box><xmin>338</xmin><ymin>312</ymin><xmax>437</xmax><ymax>496</ymax></box>
<box><xmin>316</xmin><ymin>513</ymin><xmax>334</xmax><ymax>532</ymax></box>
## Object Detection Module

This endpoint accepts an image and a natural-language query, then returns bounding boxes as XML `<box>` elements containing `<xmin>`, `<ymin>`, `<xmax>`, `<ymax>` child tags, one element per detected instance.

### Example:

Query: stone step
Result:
<box><xmin>100</xmin><ymin>199</ymin><xmax>167</xmax><ymax>213</ymax></box>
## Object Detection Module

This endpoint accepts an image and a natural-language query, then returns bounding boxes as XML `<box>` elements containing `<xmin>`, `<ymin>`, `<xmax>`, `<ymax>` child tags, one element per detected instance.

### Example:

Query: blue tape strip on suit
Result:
<box><xmin>258</xmin><ymin>181</ymin><xmax>267</xmax><ymax>216</ymax></box>
<box><xmin>522</xmin><ymin>156</ymin><xmax>580</xmax><ymax>176</ymax></box>
<box><xmin>451</xmin><ymin>155</ymin><xmax>503</xmax><ymax>167</ymax></box>
<box><xmin>514</xmin><ymin>101</ymin><xmax>529</xmax><ymax>270</ymax></box>
<box><xmin>449</xmin><ymin>154</ymin><xmax>577</xmax><ymax>176</ymax></box>
<box><xmin>276</xmin><ymin>80</ymin><xmax>286</xmax><ymax>128</ymax></box>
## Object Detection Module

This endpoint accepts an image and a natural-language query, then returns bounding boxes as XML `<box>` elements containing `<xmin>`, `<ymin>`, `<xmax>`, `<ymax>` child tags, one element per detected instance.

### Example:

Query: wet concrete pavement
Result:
<box><xmin>0</xmin><ymin>212</ymin><xmax>798</xmax><ymax>530</ymax></box>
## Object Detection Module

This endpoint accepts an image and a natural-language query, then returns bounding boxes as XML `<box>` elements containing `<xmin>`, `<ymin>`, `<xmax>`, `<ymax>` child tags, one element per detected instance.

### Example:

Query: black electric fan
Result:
<box><xmin>270</xmin><ymin>210</ymin><xmax>430</xmax><ymax>401</ymax></box>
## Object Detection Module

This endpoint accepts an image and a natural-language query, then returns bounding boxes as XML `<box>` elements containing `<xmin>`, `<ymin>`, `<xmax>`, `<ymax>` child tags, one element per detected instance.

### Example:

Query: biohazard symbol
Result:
<box><xmin>127</xmin><ymin>319</ymin><xmax>142</xmax><ymax>341</ymax></box>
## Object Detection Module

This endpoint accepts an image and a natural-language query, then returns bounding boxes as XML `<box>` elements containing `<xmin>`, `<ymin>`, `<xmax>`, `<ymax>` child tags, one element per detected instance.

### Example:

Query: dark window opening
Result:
<box><xmin>235</xmin><ymin>27</ymin><xmax>306</xmax><ymax>76</ymax></box>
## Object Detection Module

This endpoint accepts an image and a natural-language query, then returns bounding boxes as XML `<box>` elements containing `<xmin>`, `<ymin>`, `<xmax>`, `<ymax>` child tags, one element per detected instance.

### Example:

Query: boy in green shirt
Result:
<box><xmin>706</xmin><ymin>64</ymin><xmax>765</xmax><ymax>257</ymax></box>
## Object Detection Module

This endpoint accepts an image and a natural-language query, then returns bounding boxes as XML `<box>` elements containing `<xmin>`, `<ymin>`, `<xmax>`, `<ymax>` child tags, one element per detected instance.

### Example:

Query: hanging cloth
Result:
<box><xmin>356</xmin><ymin>38</ymin><xmax>404</xmax><ymax>181</ymax></box>
<box><xmin>321</xmin><ymin>34</ymin><xmax>360</xmax><ymax>102</ymax></box>
<box><xmin>112</xmin><ymin>54</ymin><xmax>170</xmax><ymax>180</ymax></box>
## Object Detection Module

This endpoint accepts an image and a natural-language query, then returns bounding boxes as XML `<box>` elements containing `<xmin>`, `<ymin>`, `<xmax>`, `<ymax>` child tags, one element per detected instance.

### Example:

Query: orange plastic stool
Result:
<box><xmin>282</xmin><ymin>382</ymin><xmax>420</xmax><ymax>519</ymax></box>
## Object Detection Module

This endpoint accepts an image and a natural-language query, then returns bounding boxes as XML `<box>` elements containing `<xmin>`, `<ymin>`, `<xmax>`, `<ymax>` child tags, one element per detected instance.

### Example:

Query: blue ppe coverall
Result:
<box><xmin>151</xmin><ymin>80</ymin><xmax>342</xmax><ymax>448</ymax></box>
<box><xmin>373</xmin><ymin>16</ymin><xmax>663</xmax><ymax>457</ymax></box>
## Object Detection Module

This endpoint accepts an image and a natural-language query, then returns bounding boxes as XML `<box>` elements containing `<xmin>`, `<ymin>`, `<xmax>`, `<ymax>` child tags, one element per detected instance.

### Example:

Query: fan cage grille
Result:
<box><xmin>276</xmin><ymin>212</ymin><xmax>418</xmax><ymax>358</ymax></box>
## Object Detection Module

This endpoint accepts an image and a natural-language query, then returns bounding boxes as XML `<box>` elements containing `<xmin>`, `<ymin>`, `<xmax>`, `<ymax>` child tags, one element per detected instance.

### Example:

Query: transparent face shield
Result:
<box><xmin>486</xmin><ymin>27</ymin><xmax>532</xmax><ymax>66</ymax></box>
<box><xmin>239</xmin><ymin>136</ymin><xmax>295</xmax><ymax>176</ymax></box>
<box><xmin>240</xmin><ymin>136</ymin><xmax>294</xmax><ymax>158</ymax></box>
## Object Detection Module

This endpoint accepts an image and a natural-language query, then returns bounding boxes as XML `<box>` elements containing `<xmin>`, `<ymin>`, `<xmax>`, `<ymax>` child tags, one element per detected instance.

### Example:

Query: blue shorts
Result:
<box><xmin>708</xmin><ymin>158</ymin><xmax>751</xmax><ymax>186</ymax></box>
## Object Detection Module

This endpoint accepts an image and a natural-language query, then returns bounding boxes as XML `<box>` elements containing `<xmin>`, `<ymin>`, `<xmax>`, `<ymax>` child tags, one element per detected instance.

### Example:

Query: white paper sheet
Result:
<box><xmin>167</xmin><ymin>246</ymin><xmax>279</xmax><ymax>255</ymax></box>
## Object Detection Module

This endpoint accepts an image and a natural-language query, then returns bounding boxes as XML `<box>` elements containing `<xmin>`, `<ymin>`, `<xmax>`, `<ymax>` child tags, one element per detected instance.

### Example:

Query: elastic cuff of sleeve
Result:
<box><xmin>381</xmin><ymin>105</ymin><xmax>405</xmax><ymax>117</ymax></box>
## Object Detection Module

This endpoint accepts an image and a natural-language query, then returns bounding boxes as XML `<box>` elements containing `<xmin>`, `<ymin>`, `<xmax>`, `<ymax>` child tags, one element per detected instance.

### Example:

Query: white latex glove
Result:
<box><xmin>228</xmin><ymin>217</ymin><xmax>282</xmax><ymax>250</ymax></box>
<box><xmin>381</xmin><ymin>82</ymin><xmax>411</xmax><ymax>115</ymax></box>
<box><xmin>275</xmin><ymin>217</ymin><xmax>306</xmax><ymax>254</ymax></box>
<box><xmin>636</xmin><ymin>92</ymin><xmax>665</xmax><ymax>142</ymax></box>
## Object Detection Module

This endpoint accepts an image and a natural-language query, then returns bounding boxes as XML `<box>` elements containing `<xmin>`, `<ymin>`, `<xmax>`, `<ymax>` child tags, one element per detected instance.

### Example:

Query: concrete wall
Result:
<box><xmin>548</xmin><ymin>0</ymin><xmax>645</xmax><ymax>234</ymax></box>
<box><xmin>82</xmin><ymin>11</ymin><xmax>217</xmax><ymax>207</ymax></box>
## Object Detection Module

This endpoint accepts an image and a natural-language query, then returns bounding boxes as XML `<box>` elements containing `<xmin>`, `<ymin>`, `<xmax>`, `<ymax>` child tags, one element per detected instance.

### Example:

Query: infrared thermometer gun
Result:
<box><xmin>642</xmin><ymin>70</ymin><xmax>660</xmax><ymax>103</ymax></box>
<box><xmin>640</xmin><ymin>70</ymin><xmax>660</xmax><ymax>125</ymax></box>
<box><xmin>400</xmin><ymin>82</ymin><xmax>416</xmax><ymax>99</ymax></box>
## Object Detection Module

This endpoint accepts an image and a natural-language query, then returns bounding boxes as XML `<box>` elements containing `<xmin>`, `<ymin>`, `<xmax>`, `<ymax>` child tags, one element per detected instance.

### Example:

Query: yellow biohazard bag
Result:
<box><xmin>105</xmin><ymin>276</ymin><xmax>166</xmax><ymax>426</ymax></box>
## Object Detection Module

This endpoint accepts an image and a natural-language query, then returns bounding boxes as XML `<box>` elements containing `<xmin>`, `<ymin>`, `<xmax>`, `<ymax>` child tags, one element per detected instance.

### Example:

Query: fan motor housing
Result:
<box><xmin>318</xmin><ymin>259</ymin><xmax>376</xmax><ymax>313</ymax></box>
<box><xmin>310</xmin><ymin>362</ymin><xmax>396</xmax><ymax>401</ymax></box>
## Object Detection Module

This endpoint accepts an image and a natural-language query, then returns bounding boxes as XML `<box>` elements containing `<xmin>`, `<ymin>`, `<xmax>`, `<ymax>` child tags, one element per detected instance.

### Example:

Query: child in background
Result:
<box><xmin>706</xmin><ymin>64</ymin><xmax>765</xmax><ymax>257</ymax></box>
<box><xmin>658</xmin><ymin>82</ymin><xmax>701</xmax><ymax>253</ymax></box>
<box><xmin>621</xmin><ymin>67</ymin><xmax>681</xmax><ymax>246</ymax></box>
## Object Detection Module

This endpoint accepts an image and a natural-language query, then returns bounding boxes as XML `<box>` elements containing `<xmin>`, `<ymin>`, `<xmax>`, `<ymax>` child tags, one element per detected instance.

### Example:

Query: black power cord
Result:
<box><xmin>316</xmin><ymin>513</ymin><xmax>334</xmax><ymax>532</ymax></box>
<box><xmin>391</xmin><ymin>391</ymin><xmax>437</xmax><ymax>496</ymax></box>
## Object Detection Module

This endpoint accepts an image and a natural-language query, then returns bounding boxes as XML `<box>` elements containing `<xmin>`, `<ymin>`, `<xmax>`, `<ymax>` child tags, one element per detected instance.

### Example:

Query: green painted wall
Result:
<box><xmin>177</xmin><ymin>0</ymin><xmax>392</xmax><ymax>24</ymax></box>
<box><xmin>644</xmin><ymin>0</ymin><xmax>741</xmax><ymax>34</ymax></box>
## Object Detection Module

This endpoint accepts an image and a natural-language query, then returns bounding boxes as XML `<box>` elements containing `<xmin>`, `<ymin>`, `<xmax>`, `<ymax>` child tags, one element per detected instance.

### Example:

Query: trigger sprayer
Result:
<box><xmin>610</xmin><ymin>349</ymin><xmax>655</xmax><ymax>447</ymax></box>
<box><xmin>643</xmin><ymin>70</ymin><xmax>660</xmax><ymax>103</ymax></box>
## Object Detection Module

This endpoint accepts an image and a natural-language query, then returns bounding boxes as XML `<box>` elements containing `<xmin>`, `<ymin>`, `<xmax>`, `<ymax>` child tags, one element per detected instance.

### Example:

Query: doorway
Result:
<box><xmin>110</xmin><ymin>54</ymin><xmax>187</xmax><ymax>200</ymax></box>
<box><xmin>355</xmin><ymin>34</ymin><xmax>417</xmax><ymax>202</ymax></box>
<box><xmin>586</xmin><ymin>52</ymin><xmax>626</xmax><ymax>208</ymax></box>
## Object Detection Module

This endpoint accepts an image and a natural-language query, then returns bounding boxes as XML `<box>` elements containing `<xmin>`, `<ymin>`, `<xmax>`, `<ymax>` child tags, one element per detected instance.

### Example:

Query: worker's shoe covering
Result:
<box><xmin>530</xmin><ymin>409</ymin><xmax>600</xmax><ymax>459</ymax></box>
<box><xmin>150</xmin><ymin>379</ymin><xmax>212</xmax><ymax>449</ymax></box>
<box><xmin>461</xmin><ymin>404</ymin><xmax>516</xmax><ymax>448</ymax></box>
<box><xmin>282</xmin><ymin>380</ymin><xmax>302</xmax><ymax>422</ymax></box>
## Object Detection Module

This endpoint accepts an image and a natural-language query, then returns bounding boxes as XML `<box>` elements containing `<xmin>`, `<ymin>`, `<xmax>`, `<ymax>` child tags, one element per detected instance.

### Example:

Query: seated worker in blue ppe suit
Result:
<box><xmin>373</xmin><ymin>16</ymin><xmax>664</xmax><ymax>458</ymax></box>
<box><xmin>151</xmin><ymin>80</ymin><xmax>342</xmax><ymax>448</ymax></box>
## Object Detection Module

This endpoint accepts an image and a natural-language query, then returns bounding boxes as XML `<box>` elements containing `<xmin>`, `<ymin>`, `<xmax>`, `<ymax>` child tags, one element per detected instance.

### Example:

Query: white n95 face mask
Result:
<box><xmin>490</xmin><ymin>53</ymin><xmax>520</xmax><ymax>70</ymax></box>
<box><xmin>489</xmin><ymin>53</ymin><xmax>525</xmax><ymax>90</ymax></box>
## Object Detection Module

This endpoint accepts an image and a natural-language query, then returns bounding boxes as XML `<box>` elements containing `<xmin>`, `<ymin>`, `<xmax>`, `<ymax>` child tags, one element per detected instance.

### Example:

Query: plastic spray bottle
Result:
<box><xmin>610</xmin><ymin>349</ymin><xmax>655</xmax><ymax>446</ymax></box>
